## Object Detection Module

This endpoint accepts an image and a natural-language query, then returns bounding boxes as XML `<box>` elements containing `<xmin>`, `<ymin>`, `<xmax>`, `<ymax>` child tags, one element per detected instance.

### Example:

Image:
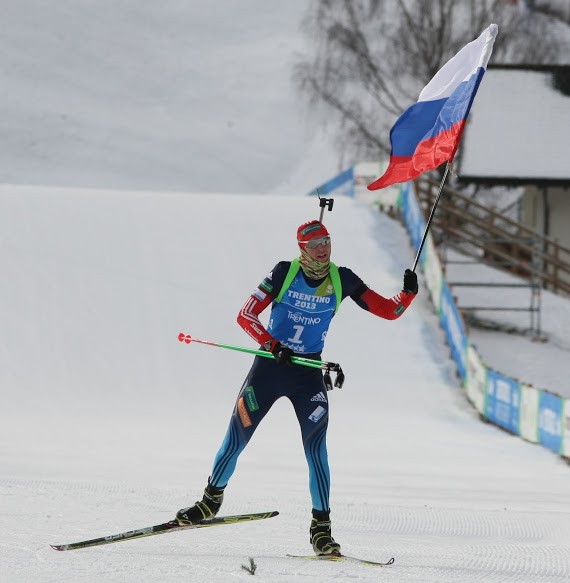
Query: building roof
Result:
<box><xmin>457</xmin><ymin>64</ymin><xmax>570</xmax><ymax>187</ymax></box>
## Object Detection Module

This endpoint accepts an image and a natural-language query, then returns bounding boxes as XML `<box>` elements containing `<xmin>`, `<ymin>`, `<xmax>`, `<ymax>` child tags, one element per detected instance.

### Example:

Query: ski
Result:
<box><xmin>51</xmin><ymin>511</ymin><xmax>279</xmax><ymax>551</ymax></box>
<box><xmin>286</xmin><ymin>553</ymin><xmax>394</xmax><ymax>567</ymax></box>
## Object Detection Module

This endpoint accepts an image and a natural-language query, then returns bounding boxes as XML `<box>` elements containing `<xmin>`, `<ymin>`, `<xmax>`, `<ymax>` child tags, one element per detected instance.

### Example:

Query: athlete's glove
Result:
<box><xmin>265</xmin><ymin>339</ymin><xmax>294</xmax><ymax>366</ymax></box>
<box><xmin>403</xmin><ymin>269</ymin><xmax>418</xmax><ymax>294</ymax></box>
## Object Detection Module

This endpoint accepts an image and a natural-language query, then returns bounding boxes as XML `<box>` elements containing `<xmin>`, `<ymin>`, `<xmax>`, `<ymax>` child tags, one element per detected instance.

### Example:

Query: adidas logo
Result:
<box><xmin>311</xmin><ymin>392</ymin><xmax>327</xmax><ymax>403</ymax></box>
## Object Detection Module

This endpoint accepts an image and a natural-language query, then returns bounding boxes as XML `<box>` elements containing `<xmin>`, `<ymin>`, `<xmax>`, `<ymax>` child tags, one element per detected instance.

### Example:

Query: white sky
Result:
<box><xmin>1</xmin><ymin>3</ymin><xmax>570</xmax><ymax>581</ymax></box>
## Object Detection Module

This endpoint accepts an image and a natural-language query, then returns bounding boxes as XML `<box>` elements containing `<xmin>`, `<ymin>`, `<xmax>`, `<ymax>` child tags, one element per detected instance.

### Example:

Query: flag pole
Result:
<box><xmin>411</xmin><ymin>161</ymin><xmax>451</xmax><ymax>272</ymax></box>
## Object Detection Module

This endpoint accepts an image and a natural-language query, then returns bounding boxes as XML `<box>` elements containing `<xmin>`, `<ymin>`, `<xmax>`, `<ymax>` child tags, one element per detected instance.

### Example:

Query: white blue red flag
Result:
<box><xmin>368</xmin><ymin>24</ymin><xmax>498</xmax><ymax>190</ymax></box>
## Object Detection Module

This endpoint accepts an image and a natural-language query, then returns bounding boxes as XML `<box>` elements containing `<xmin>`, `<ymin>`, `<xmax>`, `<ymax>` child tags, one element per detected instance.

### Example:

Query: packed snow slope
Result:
<box><xmin>1</xmin><ymin>187</ymin><xmax>570</xmax><ymax>583</ymax></box>
<box><xmin>0</xmin><ymin>0</ymin><xmax>339</xmax><ymax>194</ymax></box>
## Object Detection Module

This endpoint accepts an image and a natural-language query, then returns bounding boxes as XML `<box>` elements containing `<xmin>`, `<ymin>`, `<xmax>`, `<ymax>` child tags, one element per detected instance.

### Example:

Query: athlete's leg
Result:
<box><xmin>210</xmin><ymin>356</ymin><xmax>282</xmax><ymax>488</ymax></box>
<box><xmin>177</xmin><ymin>356</ymin><xmax>283</xmax><ymax>525</ymax></box>
<box><xmin>289</xmin><ymin>371</ymin><xmax>341</xmax><ymax>554</ymax></box>
<box><xmin>289</xmin><ymin>372</ymin><xmax>331</xmax><ymax>512</ymax></box>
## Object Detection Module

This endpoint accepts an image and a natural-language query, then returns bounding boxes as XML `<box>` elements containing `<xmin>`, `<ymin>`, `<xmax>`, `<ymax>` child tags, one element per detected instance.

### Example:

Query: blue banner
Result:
<box><xmin>485</xmin><ymin>370</ymin><xmax>521</xmax><ymax>434</ymax></box>
<box><xmin>400</xmin><ymin>182</ymin><xmax>427</xmax><ymax>267</ymax></box>
<box><xmin>308</xmin><ymin>167</ymin><xmax>355</xmax><ymax>198</ymax></box>
<box><xmin>440</xmin><ymin>281</ymin><xmax>467</xmax><ymax>380</ymax></box>
<box><xmin>538</xmin><ymin>391</ymin><xmax>563</xmax><ymax>453</ymax></box>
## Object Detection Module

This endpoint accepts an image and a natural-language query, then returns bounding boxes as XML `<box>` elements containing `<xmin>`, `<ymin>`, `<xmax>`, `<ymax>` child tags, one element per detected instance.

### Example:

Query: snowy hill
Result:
<box><xmin>2</xmin><ymin>186</ymin><xmax>570</xmax><ymax>582</ymax></box>
<box><xmin>0</xmin><ymin>1</ymin><xmax>337</xmax><ymax>194</ymax></box>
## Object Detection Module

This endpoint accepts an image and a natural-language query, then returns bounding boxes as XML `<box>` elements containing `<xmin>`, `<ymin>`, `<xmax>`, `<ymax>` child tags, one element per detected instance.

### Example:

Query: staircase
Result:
<box><xmin>414</xmin><ymin>176</ymin><xmax>570</xmax><ymax>298</ymax></box>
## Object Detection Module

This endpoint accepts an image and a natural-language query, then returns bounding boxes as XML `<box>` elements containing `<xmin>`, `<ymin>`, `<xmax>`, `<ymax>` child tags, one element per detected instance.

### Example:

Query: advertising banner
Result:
<box><xmin>465</xmin><ymin>344</ymin><xmax>486</xmax><ymax>415</ymax></box>
<box><xmin>401</xmin><ymin>182</ymin><xmax>427</xmax><ymax>266</ymax></box>
<box><xmin>563</xmin><ymin>399</ymin><xmax>570</xmax><ymax>459</ymax></box>
<box><xmin>440</xmin><ymin>281</ymin><xmax>467</xmax><ymax>381</ymax></box>
<box><xmin>538</xmin><ymin>391</ymin><xmax>563</xmax><ymax>454</ymax></box>
<box><xmin>423</xmin><ymin>233</ymin><xmax>443</xmax><ymax>311</ymax></box>
<box><xmin>519</xmin><ymin>384</ymin><xmax>539</xmax><ymax>443</ymax></box>
<box><xmin>485</xmin><ymin>370</ymin><xmax>521</xmax><ymax>435</ymax></box>
<box><xmin>308</xmin><ymin>167</ymin><xmax>355</xmax><ymax>198</ymax></box>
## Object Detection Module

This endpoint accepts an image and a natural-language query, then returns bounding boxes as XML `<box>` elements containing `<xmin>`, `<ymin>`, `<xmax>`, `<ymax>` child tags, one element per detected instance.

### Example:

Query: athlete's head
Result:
<box><xmin>297</xmin><ymin>220</ymin><xmax>330</xmax><ymax>248</ymax></box>
<box><xmin>296</xmin><ymin>220</ymin><xmax>331</xmax><ymax>270</ymax></box>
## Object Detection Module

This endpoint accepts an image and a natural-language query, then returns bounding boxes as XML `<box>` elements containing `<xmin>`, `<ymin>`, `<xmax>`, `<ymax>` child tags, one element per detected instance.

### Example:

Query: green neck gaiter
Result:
<box><xmin>299</xmin><ymin>247</ymin><xmax>330</xmax><ymax>280</ymax></box>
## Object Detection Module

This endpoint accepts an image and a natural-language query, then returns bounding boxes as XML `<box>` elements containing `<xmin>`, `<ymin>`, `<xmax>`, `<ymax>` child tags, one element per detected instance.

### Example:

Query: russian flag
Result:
<box><xmin>368</xmin><ymin>24</ymin><xmax>498</xmax><ymax>191</ymax></box>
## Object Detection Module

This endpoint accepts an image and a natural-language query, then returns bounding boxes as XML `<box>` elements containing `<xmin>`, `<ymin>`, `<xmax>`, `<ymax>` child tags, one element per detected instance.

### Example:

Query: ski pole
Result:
<box><xmin>177</xmin><ymin>332</ymin><xmax>345</xmax><ymax>388</ymax></box>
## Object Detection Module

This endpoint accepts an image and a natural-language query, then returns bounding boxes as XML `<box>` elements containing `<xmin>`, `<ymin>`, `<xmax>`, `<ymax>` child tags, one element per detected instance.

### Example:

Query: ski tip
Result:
<box><xmin>286</xmin><ymin>553</ymin><xmax>395</xmax><ymax>566</ymax></box>
<box><xmin>50</xmin><ymin>544</ymin><xmax>67</xmax><ymax>551</ymax></box>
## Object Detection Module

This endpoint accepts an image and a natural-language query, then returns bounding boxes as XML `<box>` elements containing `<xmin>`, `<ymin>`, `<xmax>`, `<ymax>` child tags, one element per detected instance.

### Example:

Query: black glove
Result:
<box><xmin>403</xmin><ymin>269</ymin><xmax>418</xmax><ymax>294</ymax></box>
<box><xmin>266</xmin><ymin>340</ymin><xmax>294</xmax><ymax>366</ymax></box>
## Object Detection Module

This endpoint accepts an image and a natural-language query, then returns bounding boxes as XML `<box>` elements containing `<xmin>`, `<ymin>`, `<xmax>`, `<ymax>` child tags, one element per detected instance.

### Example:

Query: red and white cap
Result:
<box><xmin>297</xmin><ymin>220</ymin><xmax>330</xmax><ymax>248</ymax></box>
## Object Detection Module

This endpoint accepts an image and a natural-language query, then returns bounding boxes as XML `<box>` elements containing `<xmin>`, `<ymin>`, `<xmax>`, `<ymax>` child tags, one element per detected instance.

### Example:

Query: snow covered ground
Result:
<box><xmin>444</xmin><ymin>249</ymin><xmax>570</xmax><ymax>397</ymax></box>
<box><xmin>1</xmin><ymin>188</ymin><xmax>570</xmax><ymax>582</ymax></box>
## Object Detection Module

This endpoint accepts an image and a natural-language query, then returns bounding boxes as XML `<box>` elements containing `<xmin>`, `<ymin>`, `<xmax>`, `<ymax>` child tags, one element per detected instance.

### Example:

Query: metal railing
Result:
<box><xmin>413</xmin><ymin>177</ymin><xmax>570</xmax><ymax>337</ymax></box>
<box><xmin>414</xmin><ymin>177</ymin><xmax>570</xmax><ymax>296</ymax></box>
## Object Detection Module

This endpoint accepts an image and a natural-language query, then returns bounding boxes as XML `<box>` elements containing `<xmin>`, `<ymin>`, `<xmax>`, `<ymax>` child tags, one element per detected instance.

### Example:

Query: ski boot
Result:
<box><xmin>310</xmin><ymin>509</ymin><xmax>341</xmax><ymax>555</ymax></box>
<box><xmin>176</xmin><ymin>482</ymin><xmax>225</xmax><ymax>525</ymax></box>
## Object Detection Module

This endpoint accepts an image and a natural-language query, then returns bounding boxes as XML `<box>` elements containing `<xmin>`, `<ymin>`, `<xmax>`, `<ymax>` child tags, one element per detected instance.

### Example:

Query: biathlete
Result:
<box><xmin>176</xmin><ymin>219</ymin><xmax>418</xmax><ymax>555</ymax></box>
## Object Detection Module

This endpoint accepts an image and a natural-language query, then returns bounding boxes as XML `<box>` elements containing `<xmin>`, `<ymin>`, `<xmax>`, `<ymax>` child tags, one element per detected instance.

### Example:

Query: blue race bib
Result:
<box><xmin>268</xmin><ymin>271</ymin><xmax>336</xmax><ymax>354</ymax></box>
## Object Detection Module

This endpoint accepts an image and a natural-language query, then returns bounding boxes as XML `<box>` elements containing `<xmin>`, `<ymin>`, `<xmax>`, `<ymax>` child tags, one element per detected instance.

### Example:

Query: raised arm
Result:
<box><xmin>349</xmin><ymin>269</ymin><xmax>418</xmax><ymax>320</ymax></box>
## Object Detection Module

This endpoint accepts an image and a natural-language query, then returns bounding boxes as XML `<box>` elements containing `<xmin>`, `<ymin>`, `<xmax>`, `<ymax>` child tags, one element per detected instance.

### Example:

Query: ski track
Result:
<box><xmin>2</xmin><ymin>478</ymin><xmax>570</xmax><ymax>582</ymax></box>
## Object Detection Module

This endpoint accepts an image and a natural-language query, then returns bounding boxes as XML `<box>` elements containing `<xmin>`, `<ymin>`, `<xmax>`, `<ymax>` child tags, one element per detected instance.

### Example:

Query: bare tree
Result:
<box><xmin>294</xmin><ymin>0</ymin><xmax>568</xmax><ymax>163</ymax></box>
<box><xmin>533</xmin><ymin>0</ymin><xmax>570</xmax><ymax>25</ymax></box>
